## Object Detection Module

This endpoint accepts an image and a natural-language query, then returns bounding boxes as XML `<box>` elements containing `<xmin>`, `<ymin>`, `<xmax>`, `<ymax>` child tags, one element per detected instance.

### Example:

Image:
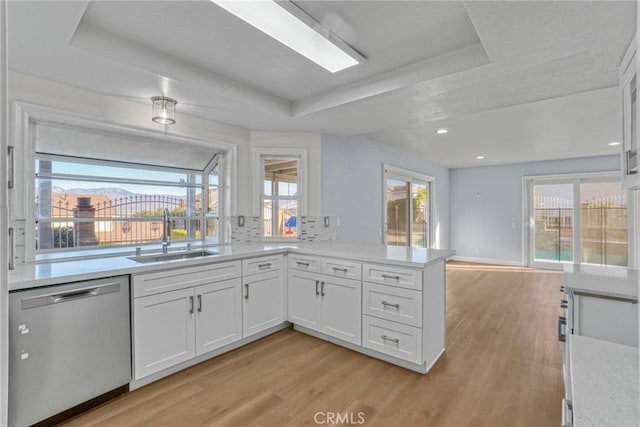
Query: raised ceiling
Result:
<box><xmin>7</xmin><ymin>0</ymin><xmax>637</xmax><ymax>168</ymax></box>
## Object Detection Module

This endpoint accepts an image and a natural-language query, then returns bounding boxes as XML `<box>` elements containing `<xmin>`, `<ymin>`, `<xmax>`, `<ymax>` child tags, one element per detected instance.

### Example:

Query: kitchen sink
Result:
<box><xmin>128</xmin><ymin>250</ymin><xmax>218</xmax><ymax>264</ymax></box>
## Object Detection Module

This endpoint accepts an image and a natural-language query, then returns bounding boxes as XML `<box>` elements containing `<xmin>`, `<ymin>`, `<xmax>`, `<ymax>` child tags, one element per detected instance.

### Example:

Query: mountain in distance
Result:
<box><xmin>52</xmin><ymin>186</ymin><xmax>137</xmax><ymax>200</ymax></box>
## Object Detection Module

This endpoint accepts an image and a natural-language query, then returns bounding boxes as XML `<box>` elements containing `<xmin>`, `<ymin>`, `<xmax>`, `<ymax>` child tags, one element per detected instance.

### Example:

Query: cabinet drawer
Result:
<box><xmin>363</xmin><ymin>315</ymin><xmax>422</xmax><ymax>364</ymax></box>
<box><xmin>322</xmin><ymin>258</ymin><xmax>362</xmax><ymax>280</ymax></box>
<box><xmin>363</xmin><ymin>263</ymin><xmax>422</xmax><ymax>290</ymax></box>
<box><xmin>133</xmin><ymin>261</ymin><xmax>242</xmax><ymax>298</ymax></box>
<box><xmin>363</xmin><ymin>282</ymin><xmax>422</xmax><ymax>327</ymax></box>
<box><xmin>242</xmin><ymin>255</ymin><xmax>283</xmax><ymax>276</ymax></box>
<box><xmin>288</xmin><ymin>254</ymin><xmax>322</xmax><ymax>273</ymax></box>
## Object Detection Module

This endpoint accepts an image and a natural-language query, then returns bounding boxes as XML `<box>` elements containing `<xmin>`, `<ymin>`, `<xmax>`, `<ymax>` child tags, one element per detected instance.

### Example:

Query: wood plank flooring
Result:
<box><xmin>65</xmin><ymin>262</ymin><xmax>565</xmax><ymax>427</ymax></box>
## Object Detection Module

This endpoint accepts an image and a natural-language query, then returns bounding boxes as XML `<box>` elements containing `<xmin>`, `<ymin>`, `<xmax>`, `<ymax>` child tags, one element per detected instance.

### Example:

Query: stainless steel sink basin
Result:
<box><xmin>128</xmin><ymin>250</ymin><xmax>218</xmax><ymax>264</ymax></box>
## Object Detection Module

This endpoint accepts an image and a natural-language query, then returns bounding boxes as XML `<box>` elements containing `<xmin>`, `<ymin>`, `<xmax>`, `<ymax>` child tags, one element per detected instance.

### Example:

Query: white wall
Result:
<box><xmin>1</xmin><ymin>2</ymin><xmax>8</xmax><ymax>424</ymax></box>
<box><xmin>249</xmin><ymin>131</ymin><xmax>322</xmax><ymax>216</ymax></box>
<box><xmin>321</xmin><ymin>134</ymin><xmax>450</xmax><ymax>248</ymax></box>
<box><xmin>450</xmin><ymin>155</ymin><xmax>620</xmax><ymax>265</ymax></box>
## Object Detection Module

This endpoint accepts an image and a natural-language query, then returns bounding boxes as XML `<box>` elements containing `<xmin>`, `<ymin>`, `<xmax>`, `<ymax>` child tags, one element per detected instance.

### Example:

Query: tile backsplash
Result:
<box><xmin>229</xmin><ymin>215</ymin><xmax>337</xmax><ymax>244</ymax></box>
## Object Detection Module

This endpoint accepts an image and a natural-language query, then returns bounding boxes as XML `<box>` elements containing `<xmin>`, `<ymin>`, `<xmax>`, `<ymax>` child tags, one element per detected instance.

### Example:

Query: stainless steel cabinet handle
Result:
<box><xmin>558</xmin><ymin>316</ymin><xmax>566</xmax><ymax>342</ymax></box>
<box><xmin>7</xmin><ymin>146</ymin><xmax>14</xmax><ymax>189</ymax></box>
<box><xmin>332</xmin><ymin>267</ymin><xmax>348</xmax><ymax>273</ymax></box>
<box><xmin>315</xmin><ymin>280</ymin><xmax>319</xmax><ymax>296</ymax></box>
<box><xmin>381</xmin><ymin>335</ymin><xmax>399</xmax><ymax>344</ymax></box>
<box><xmin>382</xmin><ymin>273</ymin><xmax>400</xmax><ymax>280</ymax></box>
<box><xmin>189</xmin><ymin>295</ymin><xmax>194</xmax><ymax>314</ymax></box>
<box><xmin>245</xmin><ymin>283</ymin><xmax>250</xmax><ymax>299</ymax></box>
<box><xmin>258</xmin><ymin>263</ymin><xmax>272</xmax><ymax>269</ymax></box>
<box><xmin>381</xmin><ymin>301</ymin><xmax>400</xmax><ymax>309</ymax></box>
<box><xmin>8</xmin><ymin>227</ymin><xmax>14</xmax><ymax>270</ymax></box>
<box><xmin>320</xmin><ymin>281</ymin><xmax>325</xmax><ymax>296</ymax></box>
<box><xmin>197</xmin><ymin>294</ymin><xmax>202</xmax><ymax>312</ymax></box>
<box><xmin>560</xmin><ymin>299</ymin><xmax>568</xmax><ymax>309</ymax></box>
<box><xmin>297</xmin><ymin>261</ymin><xmax>310</xmax><ymax>267</ymax></box>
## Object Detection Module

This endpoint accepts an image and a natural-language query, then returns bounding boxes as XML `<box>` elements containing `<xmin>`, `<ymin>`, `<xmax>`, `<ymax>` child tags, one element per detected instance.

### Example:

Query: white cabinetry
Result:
<box><xmin>242</xmin><ymin>255</ymin><xmax>285</xmax><ymax>338</ymax></box>
<box><xmin>288</xmin><ymin>257</ymin><xmax>362</xmax><ymax>345</ymax></box>
<box><xmin>619</xmin><ymin>32</ymin><xmax>640</xmax><ymax>190</ymax></box>
<box><xmin>133</xmin><ymin>288</ymin><xmax>196</xmax><ymax>379</ymax></box>
<box><xmin>132</xmin><ymin>261</ymin><xmax>242</xmax><ymax>380</ymax></box>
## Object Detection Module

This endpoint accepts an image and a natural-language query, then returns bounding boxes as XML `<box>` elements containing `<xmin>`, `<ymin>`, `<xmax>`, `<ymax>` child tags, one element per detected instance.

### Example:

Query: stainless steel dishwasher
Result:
<box><xmin>9</xmin><ymin>276</ymin><xmax>131</xmax><ymax>426</ymax></box>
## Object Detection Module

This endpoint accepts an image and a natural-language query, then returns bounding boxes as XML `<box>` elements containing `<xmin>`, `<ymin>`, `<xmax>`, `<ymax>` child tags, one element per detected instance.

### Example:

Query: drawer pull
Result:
<box><xmin>189</xmin><ymin>295</ymin><xmax>194</xmax><ymax>314</ymax></box>
<box><xmin>245</xmin><ymin>283</ymin><xmax>250</xmax><ymax>300</ymax></box>
<box><xmin>381</xmin><ymin>301</ymin><xmax>400</xmax><ymax>309</ymax></box>
<box><xmin>381</xmin><ymin>274</ymin><xmax>400</xmax><ymax>280</ymax></box>
<box><xmin>258</xmin><ymin>263</ymin><xmax>272</xmax><ymax>269</ymax></box>
<box><xmin>558</xmin><ymin>316</ymin><xmax>566</xmax><ymax>342</ymax></box>
<box><xmin>296</xmin><ymin>261</ymin><xmax>310</xmax><ymax>267</ymax></box>
<box><xmin>332</xmin><ymin>267</ymin><xmax>348</xmax><ymax>273</ymax></box>
<box><xmin>320</xmin><ymin>281</ymin><xmax>325</xmax><ymax>296</ymax></box>
<box><xmin>381</xmin><ymin>335</ymin><xmax>399</xmax><ymax>344</ymax></box>
<box><xmin>560</xmin><ymin>299</ymin><xmax>568</xmax><ymax>309</ymax></box>
<box><xmin>197</xmin><ymin>294</ymin><xmax>202</xmax><ymax>312</ymax></box>
<box><xmin>315</xmin><ymin>280</ymin><xmax>319</xmax><ymax>296</ymax></box>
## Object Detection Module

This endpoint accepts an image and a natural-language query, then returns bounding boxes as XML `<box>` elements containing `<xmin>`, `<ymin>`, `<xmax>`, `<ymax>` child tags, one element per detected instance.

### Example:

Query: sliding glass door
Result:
<box><xmin>526</xmin><ymin>174</ymin><xmax>628</xmax><ymax>268</ymax></box>
<box><xmin>384</xmin><ymin>166</ymin><xmax>432</xmax><ymax>248</ymax></box>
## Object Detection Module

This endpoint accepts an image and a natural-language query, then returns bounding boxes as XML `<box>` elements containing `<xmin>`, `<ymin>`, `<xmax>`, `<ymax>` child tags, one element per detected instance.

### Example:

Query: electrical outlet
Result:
<box><xmin>324</xmin><ymin>216</ymin><xmax>330</xmax><ymax>227</ymax></box>
<box><xmin>237</xmin><ymin>216</ymin><xmax>245</xmax><ymax>227</ymax></box>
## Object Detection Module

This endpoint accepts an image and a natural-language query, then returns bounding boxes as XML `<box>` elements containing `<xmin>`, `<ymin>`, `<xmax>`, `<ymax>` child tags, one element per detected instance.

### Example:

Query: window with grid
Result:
<box><xmin>261</xmin><ymin>157</ymin><xmax>300</xmax><ymax>239</ymax></box>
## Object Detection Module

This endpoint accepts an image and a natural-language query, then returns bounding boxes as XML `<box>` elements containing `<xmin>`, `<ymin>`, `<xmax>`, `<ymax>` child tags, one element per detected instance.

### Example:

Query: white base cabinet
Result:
<box><xmin>132</xmin><ymin>261</ymin><xmax>243</xmax><ymax>380</ymax></box>
<box><xmin>196</xmin><ymin>279</ymin><xmax>243</xmax><ymax>355</ymax></box>
<box><xmin>288</xmin><ymin>267</ymin><xmax>362</xmax><ymax>346</ymax></box>
<box><xmin>241</xmin><ymin>255</ymin><xmax>285</xmax><ymax>338</ymax></box>
<box><xmin>134</xmin><ymin>287</ymin><xmax>196</xmax><ymax>379</ymax></box>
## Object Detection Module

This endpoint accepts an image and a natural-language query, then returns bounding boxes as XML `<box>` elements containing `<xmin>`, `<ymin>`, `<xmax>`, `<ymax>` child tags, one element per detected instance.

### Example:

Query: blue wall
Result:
<box><xmin>321</xmin><ymin>134</ymin><xmax>450</xmax><ymax>248</ymax></box>
<box><xmin>449</xmin><ymin>155</ymin><xmax>621</xmax><ymax>264</ymax></box>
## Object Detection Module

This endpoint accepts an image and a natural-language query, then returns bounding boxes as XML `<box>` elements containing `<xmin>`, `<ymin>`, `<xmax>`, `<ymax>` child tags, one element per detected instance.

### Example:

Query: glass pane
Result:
<box><xmin>206</xmin><ymin>217</ymin><xmax>218</xmax><ymax>240</ymax></box>
<box><xmin>533</xmin><ymin>184</ymin><xmax>574</xmax><ymax>263</ymax></box>
<box><xmin>411</xmin><ymin>183</ymin><xmax>428</xmax><ymax>248</ymax></box>
<box><xmin>35</xmin><ymin>158</ymin><xmax>206</xmax><ymax>250</ymax></box>
<box><xmin>386</xmin><ymin>178</ymin><xmax>408</xmax><ymax>246</ymax></box>
<box><xmin>264</xmin><ymin>180</ymin><xmax>272</xmax><ymax>196</ymax></box>
<box><xmin>276</xmin><ymin>200</ymin><xmax>297</xmax><ymax>238</ymax></box>
<box><xmin>581</xmin><ymin>182</ymin><xmax>628</xmax><ymax>267</ymax></box>
<box><xmin>36</xmin><ymin>158</ymin><xmax>202</xmax><ymax>184</ymax></box>
<box><xmin>263</xmin><ymin>198</ymin><xmax>273</xmax><ymax>237</ymax></box>
<box><xmin>278</xmin><ymin>181</ymin><xmax>298</xmax><ymax>196</ymax></box>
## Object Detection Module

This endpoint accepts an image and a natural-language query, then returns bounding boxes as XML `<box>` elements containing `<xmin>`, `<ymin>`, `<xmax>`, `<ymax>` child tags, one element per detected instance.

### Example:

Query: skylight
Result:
<box><xmin>210</xmin><ymin>0</ymin><xmax>363</xmax><ymax>73</ymax></box>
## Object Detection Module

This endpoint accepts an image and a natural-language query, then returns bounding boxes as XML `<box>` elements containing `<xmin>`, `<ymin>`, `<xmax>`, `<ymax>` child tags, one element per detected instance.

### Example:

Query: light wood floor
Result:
<box><xmin>65</xmin><ymin>262</ymin><xmax>565</xmax><ymax>427</ymax></box>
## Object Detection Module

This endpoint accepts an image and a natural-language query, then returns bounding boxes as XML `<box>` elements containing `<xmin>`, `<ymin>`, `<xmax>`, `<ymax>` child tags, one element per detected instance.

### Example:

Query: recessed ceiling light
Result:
<box><xmin>210</xmin><ymin>0</ymin><xmax>364</xmax><ymax>73</ymax></box>
<box><xmin>608</xmin><ymin>141</ymin><xmax>622</xmax><ymax>146</ymax></box>
<box><xmin>436</xmin><ymin>128</ymin><xmax>448</xmax><ymax>135</ymax></box>
<box><xmin>476</xmin><ymin>155</ymin><xmax>485</xmax><ymax>160</ymax></box>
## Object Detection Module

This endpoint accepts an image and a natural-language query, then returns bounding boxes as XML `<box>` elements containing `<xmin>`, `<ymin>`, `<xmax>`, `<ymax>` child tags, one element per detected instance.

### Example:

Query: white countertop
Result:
<box><xmin>8</xmin><ymin>241</ymin><xmax>455</xmax><ymax>291</ymax></box>
<box><xmin>563</xmin><ymin>264</ymin><xmax>639</xmax><ymax>300</ymax></box>
<box><xmin>569</xmin><ymin>335</ymin><xmax>639</xmax><ymax>427</ymax></box>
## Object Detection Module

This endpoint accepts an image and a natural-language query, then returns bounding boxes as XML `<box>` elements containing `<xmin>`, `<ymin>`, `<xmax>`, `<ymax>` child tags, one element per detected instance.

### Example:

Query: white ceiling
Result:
<box><xmin>7</xmin><ymin>0</ymin><xmax>637</xmax><ymax>168</ymax></box>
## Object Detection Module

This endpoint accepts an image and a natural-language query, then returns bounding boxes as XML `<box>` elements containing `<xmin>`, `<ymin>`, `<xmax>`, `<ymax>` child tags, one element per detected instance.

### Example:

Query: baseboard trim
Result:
<box><xmin>449</xmin><ymin>256</ymin><xmax>524</xmax><ymax>267</ymax></box>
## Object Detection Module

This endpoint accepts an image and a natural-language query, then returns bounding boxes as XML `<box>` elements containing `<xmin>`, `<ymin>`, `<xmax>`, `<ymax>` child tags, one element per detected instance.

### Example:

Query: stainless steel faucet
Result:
<box><xmin>161</xmin><ymin>208</ymin><xmax>172</xmax><ymax>254</ymax></box>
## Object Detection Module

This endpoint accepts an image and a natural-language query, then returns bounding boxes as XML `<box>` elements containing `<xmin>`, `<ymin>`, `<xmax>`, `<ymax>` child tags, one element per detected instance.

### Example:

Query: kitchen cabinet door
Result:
<box><xmin>320</xmin><ymin>276</ymin><xmax>362</xmax><ymax>345</ymax></box>
<box><xmin>134</xmin><ymin>288</ymin><xmax>196</xmax><ymax>379</ymax></box>
<box><xmin>195</xmin><ymin>278</ymin><xmax>242</xmax><ymax>356</ymax></box>
<box><xmin>287</xmin><ymin>270</ymin><xmax>322</xmax><ymax>331</ymax></box>
<box><xmin>242</xmin><ymin>270</ymin><xmax>284</xmax><ymax>337</ymax></box>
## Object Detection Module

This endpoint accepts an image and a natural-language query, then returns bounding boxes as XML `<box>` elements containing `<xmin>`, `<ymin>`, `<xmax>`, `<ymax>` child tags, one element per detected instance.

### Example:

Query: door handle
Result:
<box><xmin>189</xmin><ymin>295</ymin><xmax>194</xmax><ymax>314</ymax></box>
<box><xmin>332</xmin><ymin>267</ymin><xmax>348</xmax><ymax>273</ymax></box>
<box><xmin>297</xmin><ymin>261</ymin><xmax>310</xmax><ymax>267</ymax></box>
<box><xmin>381</xmin><ymin>301</ymin><xmax>400</xmax><ymax>309</ymax></box>
<box><xmin>315</xmin><ymin>280</ymin><xmax>319</xmax><ymax>296</ymax></box>
<box><xmin>245</xmin><ymin>283</ymin><xmax>250</xmax><ymax>300</ymax></box>
<box><xmin>197</xmin><ymin>294</ymin><xmax>202</xmax><ymax>312</ymax></box>
<box><xmin>8</xmin><ymin>227</ymin><xmax>15</xmax><ymax>270</ymax></box>
<box><xmin>320</xmin><ymin>281</ymin><xmax>325</xmax><ymax>296</ymax></box>
<box><xmin>258</xmin><ymin>263</ymin><xmax>272</xmax><ymax>269</ymax></box>
<box><xmin>381</xmin><ymin>335</ymin><xmax>399</xmax><ymax>344</ymax></box>
<box><xmin>382</xmin><ymin>274</ymin><xmax>400</xmax><ymax>280</ymax></box>
<box><xmin>7</xmin><ymin>146</ymin><xmax>14</xmax><ymax>189</ymax></box>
